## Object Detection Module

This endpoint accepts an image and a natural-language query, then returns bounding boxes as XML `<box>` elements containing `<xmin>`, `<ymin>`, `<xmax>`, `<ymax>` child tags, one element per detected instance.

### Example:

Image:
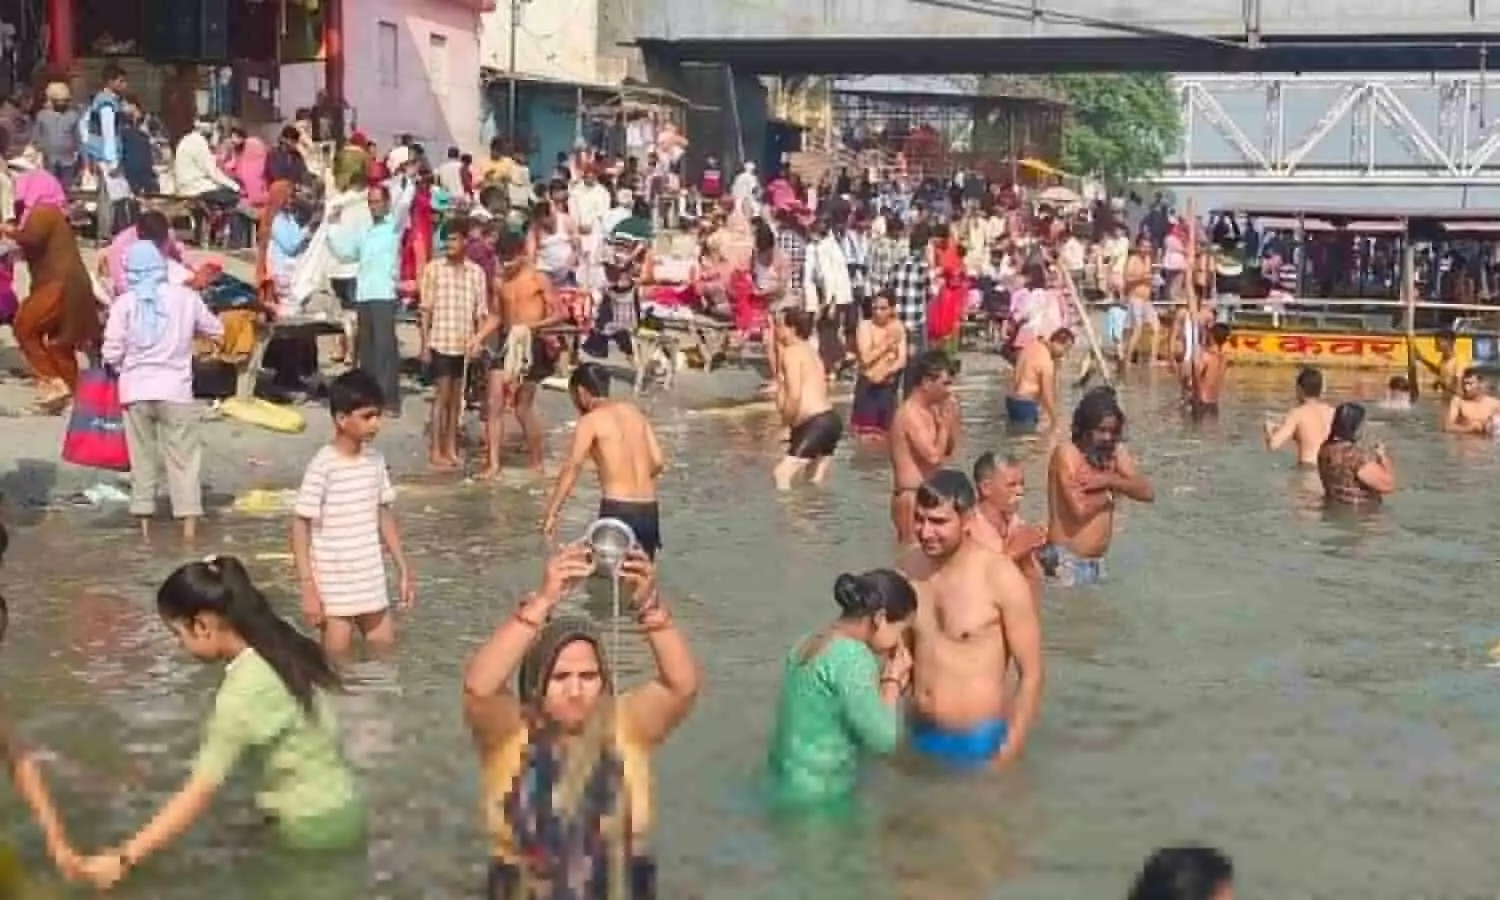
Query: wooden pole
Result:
<box><xmin>1185</xmin><ymin>197</ymin><xmax>1200</xmax><ymax>346</ymax></box>
<box><xmin>1059</xmin><ymin>264</ymin><xmax>1112</xmax><ymax>388</ymax></box>
<box><xmin>1402</xmin><ymin>221</ymin><xmax>1420</xmax><ymax>402</ymax></box>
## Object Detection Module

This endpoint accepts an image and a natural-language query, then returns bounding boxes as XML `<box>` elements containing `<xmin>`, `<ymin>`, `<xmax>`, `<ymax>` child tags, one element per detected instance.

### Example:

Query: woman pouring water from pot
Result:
<box><xmin>462</xmin><ymin>543</ymin><xmax>700</xmax><ymax>899</ymax></box>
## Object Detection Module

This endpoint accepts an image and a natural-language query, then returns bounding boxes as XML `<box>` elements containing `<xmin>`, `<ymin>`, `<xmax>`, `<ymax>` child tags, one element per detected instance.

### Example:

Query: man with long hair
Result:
<box><xmin>1043</xmin><ymin>387</ymin><xmax>1155</xmax><ymax>586</ymax></box>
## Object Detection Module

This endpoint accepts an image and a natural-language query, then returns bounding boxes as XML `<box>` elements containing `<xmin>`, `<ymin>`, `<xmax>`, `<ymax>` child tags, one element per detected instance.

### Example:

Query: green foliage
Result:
<box><xmin>1045</xmin><ymin>74</ymin><xmax>1181</xmax><ymax>189</ymax></box>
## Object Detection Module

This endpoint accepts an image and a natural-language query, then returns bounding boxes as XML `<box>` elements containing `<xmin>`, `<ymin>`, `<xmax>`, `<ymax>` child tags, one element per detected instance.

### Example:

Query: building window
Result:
<box><xmin>377</xmin><ymin>21</ymin><xmax>399</xmax><ymax>87</ymax></box>
<box><xmin>429</xmin><ymin>33</ymin><xmax>448</xmax><ymax>97</ymax></box>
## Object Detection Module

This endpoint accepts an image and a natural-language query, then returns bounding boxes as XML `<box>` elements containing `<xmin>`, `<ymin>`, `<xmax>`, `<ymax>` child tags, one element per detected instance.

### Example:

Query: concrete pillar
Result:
<box><xmin>47</xmin><ymin>0</ymin><xmax>76</xmax><ymax>73</ymax></box>
<box><xmin>324</xmin><ymin>0</ymin><xmax>346</xmax><ymax>140</ymax></box>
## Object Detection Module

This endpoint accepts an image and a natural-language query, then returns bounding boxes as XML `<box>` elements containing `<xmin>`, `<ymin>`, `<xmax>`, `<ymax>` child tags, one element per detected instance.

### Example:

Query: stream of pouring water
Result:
<box><xmin>584</xmin><ymin>517</ymin><xmax>637</xmax><ymax>698</ymax></box>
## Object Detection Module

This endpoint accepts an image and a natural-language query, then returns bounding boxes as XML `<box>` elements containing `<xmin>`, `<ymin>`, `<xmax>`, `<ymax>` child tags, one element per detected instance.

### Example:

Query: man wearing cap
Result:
<box><xmin>33</xmin><ymin>82</ymin><xmax>81</xmax><ymax>188</ymax></box>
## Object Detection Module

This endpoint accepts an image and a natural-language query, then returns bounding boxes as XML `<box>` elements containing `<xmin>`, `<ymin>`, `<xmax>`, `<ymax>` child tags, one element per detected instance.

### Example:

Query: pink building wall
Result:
<box><xmin>281</xmin><ymin>0</ymin><xmax>483</xmax><ymax>153</ymax></box>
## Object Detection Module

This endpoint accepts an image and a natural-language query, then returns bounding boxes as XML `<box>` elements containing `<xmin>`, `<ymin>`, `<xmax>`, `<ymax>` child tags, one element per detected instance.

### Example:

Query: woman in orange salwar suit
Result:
<box><xmin>7</xmin><ymin>177</ymin><xmax>100</xmax><ymax>411</ymax></box>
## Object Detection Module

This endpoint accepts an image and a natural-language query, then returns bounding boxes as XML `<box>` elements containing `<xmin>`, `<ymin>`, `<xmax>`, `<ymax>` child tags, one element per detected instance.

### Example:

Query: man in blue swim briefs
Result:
<box><xmin>896</xmin><ymin>470</ymin><xmax>1044</xmax><ymax>772</ymax></box>
<box><xmin>1006</xmin><ymin>327</ymin><xmax>1074</xmax><ymax>430</ymax></box>
<box><xmin>1042</xmin><ymin>387</ymin><xmax>1155</xmax><ymax>587</ymax></box>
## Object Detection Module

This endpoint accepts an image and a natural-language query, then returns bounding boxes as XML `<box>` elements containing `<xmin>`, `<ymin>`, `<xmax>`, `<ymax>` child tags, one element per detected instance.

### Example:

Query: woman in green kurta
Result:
<box><xmin>77</xmin><ymin>556</ymin><xmax>364</xmax><ymax>889</ymax></box>
<box><xmin>767</xmin><ymin>569</ymin><xmax>917</xmax><ymax>808</ymax></box>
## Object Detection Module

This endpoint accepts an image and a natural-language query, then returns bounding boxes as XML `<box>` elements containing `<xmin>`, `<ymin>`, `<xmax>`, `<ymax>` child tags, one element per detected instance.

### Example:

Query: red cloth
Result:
<box><xmin>928</xmin><ymin>242</ymin><xmax>968</xmax><ymax>342</ymax></box>
<box><xmin>728</xmin><ymin>269</ymin><xmax>761</xmax><ymax>334</ymax></box>
<box><xmin>399</xmin><ymin>185</ymin><xmax>435</xmax><ymax>300</ymax></box>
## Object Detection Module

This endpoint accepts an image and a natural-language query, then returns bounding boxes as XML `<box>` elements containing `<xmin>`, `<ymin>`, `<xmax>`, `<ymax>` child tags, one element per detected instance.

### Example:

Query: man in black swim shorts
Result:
<box><xmin>542</xmin><ymin>363</ymin><xmax>667</xmax><ymax>557</ymax></box>
<box><xmin>773</xmin><ymin>310</ymin><xmax>844</xmax><ymax>490</ymax></box>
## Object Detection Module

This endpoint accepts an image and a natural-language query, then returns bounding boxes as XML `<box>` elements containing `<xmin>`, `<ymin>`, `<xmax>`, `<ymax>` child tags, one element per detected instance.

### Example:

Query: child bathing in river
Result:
<box><xmin>290</xmin><ymin>370</ymin><xmax>416</xmax><ymax>659</ymax></box>
<box><xmin>76</xmin><ymin>556</ymin><xmax>365</xmax><ymax>890</ymax></box>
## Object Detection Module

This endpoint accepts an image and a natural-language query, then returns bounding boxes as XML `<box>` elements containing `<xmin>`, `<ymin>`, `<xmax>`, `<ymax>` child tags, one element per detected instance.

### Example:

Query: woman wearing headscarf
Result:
<box><xmin>1317</xmin><ymin>402</ymin><xmax>1396</xmax><ymax>506</ymax></box>
<box><xmin>5</xmin><ymin>169</ymin><xmax>99</xmax><ymax>411</ymax></box>
<box><xmin>100</xmin><ymin>242</ymin><xmax>224</xmax><ymax>540</ymax></box>
<box><xmin>463</xmin><ymin>545</ymin><xmax>699</xmax><ymax>900</ymax></box>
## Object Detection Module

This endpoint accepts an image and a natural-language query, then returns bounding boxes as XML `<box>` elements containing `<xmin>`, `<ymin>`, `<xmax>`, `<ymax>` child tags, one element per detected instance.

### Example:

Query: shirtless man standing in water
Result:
<box><xmin>773</xmin><ymin>310</ymin><xmax>843</xmax><ymax>490</ymax></box>
<box><xmin>889</xmin><ymin>351</ymin><xmax>961</xmax><ymax>545</ymax></box>
<box><xmin>897</xmin><ymin>470</ymin><xmax>1043</xmax><ymax>770</ymax></box>
<box><xmin>1264</xmin><ymin>366</ymin><xmax>1335</xmax><ymax>467</ymax></box>
<box><xmin>1188</xmin><ymin>323</ymin><xmax>1231</xmax><ymax>419</ymax></box>
<box><xmin>1005</xmin><ymin>328</ymin><xmax>1073</xmax><ymax>430</ymax></box>
<box><xmin>1044</xmin><ymin>387</ymin><xmax>1155</xmax><ymax>586</ymax></box>
<box><xmin>1443</xmin><ymin>368</ymin><xmax>1500</xmax><ymax>436</ymax></box>
<box><xmin>970</xmin><ymin>451</ymin><xmax>1047</xmax><ymax>601</ymax></box>
<box><xmin>471</xmin><ymin>230</ymin><xmax>567</xmax><ymax>478</ymax></box>
<box><xmin>541</xmin><ymin>362</ymin><xmax>667</xmax><ymax>557</ymax></box>
<box><xmin>1122</xmin><ymin>235</ymin><xmax>1159</xmax><ymax>365</ymax></box>
<box><xmin>849</xmin><ymin>292</ymin><xmax>907</xmax><ymax>439</ymax></box>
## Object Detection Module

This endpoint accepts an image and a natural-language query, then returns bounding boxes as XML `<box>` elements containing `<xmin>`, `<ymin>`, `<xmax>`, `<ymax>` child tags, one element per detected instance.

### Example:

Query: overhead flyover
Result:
<box><xmin>633</xmin><ymin>0</ymin><xmax>1500</xmax><ymax>74</ymax></box>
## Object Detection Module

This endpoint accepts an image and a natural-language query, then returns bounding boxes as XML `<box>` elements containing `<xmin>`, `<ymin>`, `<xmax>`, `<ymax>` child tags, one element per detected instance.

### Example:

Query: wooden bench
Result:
<box><xmin>237</xmin><ymin>312</ymin><xmax>347</xmax><ymax>401</ymax></box>
<box><xmin>628</xmin><ymin>315</ymin><xmax>735</xmax><ymax>394</ymax></box>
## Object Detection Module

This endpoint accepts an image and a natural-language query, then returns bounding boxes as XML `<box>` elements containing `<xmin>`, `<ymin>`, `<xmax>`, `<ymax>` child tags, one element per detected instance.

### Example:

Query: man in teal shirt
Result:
<box><xmin>328</xmin><ymin>178</ymin><xmax>414</xmax><ymax>417</ymax></box>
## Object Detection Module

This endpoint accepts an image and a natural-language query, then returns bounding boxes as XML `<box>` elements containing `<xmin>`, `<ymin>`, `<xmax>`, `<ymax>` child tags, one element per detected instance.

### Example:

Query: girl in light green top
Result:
<box><xmin>77</xmin><ymin>556</ymin><xmax>363</xmax><ymax>889</ymax></box>
<box><xmin>767</xmin><ymin>569</ymin><xmax>917</xmax><ymax>807</ymax></box>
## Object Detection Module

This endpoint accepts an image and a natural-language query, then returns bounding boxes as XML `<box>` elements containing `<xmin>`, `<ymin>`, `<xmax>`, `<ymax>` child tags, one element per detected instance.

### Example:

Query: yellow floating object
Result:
<box><xmin>231</xmin><ymin>489</ymin><xmax>299</xmax><ymax>515</ymax></box>
<box><xmin>253</xmin><ymin>551</ymin><xmax>294</xmax><ymax>561</ymax></box>
<box><xmin>220</xmin><ymin>397</ymin><xmax>307</xmax><ymax>434</ymax></box>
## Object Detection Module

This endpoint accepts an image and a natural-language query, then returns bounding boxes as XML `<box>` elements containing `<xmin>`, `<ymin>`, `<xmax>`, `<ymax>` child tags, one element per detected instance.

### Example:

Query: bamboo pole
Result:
<box><xmin>1059</xmin><ymin>263</ymin><xmax>1112</xmax><ymax>388</ymax></box>
<box><xmin>1401</xmin><ymin>222</ymin><xmax>1420</xmax><ymax>402</ymax></box>
<box><xmin>1185</xmin><ymin>197</ymin><xmax>1200</xmax><ymax>357</ymax></box>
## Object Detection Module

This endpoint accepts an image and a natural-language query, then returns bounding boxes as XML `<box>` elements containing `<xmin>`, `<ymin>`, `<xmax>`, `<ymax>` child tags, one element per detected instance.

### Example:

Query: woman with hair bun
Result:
<box><xmin>77</xmin><ymin>556</ymin><xmax>364</xmax><ymax>889</ymax></box>
<box><xmin>767</xmin><ymin>569</ymin><xmax>917</xmax><ymax>807</ymax></box>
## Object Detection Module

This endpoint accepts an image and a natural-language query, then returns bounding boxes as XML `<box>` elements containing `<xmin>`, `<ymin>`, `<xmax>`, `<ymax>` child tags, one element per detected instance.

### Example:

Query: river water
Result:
<box><xmin>2</xmin><ymin>364</ymin><xmax>1498</xmax><ymax>899</ymax></box>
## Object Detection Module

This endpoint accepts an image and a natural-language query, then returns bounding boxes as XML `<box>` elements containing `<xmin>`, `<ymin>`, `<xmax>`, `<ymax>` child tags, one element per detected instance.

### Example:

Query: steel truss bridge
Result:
<box><xmin>1158</xmin><ymin>73</ymin><xmax>1500</xmax><ymax>188</ymax></box>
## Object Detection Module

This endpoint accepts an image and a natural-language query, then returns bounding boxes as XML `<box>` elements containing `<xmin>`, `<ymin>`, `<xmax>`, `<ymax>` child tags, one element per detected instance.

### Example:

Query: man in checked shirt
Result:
<box><xmin>881</xmin><ymin>224</ymin><xmax>936</xmax><ymax>398</ymax></box>
<box><xmin>419</xmin><ymin>220</ymin><xmax>488</xmax><ymax>470</ymax></box>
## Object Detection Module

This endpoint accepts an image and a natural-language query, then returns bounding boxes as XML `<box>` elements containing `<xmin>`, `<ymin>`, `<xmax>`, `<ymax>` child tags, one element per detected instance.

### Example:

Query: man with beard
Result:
<box><xmin>897</xmin><ymin>469</ymin><xmax>1043</xmax><ymax>770</ymax></box>
<box><xmin>1044</xmin><ymin>387</ymin><xmax>1155</xmax><ymax>586</ymax></box>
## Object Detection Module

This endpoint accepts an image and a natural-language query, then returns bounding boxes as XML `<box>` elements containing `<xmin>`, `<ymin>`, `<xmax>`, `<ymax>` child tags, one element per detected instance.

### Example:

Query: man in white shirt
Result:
<box><xmin>569</xmin><ymin>166</ymin><xmax>612</xmax><ymax>292</ymax></box>
<box><xmin>172</xmin><ymin>117</ymin><xmax>239</xmax><ymax>204</ymax></box>
<box><xmin>731</xmin><ymin>162</ymin><xmax>759</xmax><ymax>219</ymax></box>
<box><xmin>436</xmin><ymin>146</ymin><xmax>467</xmax><ymax>199</ymax></box>
<box><xmin>327</xmin><ymin>171</ymin><xmax>374</xmax><ymax>362</ymax></box>
<box><xmin>172</xmin><ymin>116</ymin><xmax>244</xmax><ymax>246</ymax></box>
<box><xmin>804</xmin><ymin>218</ymin><xmax>854</xmax><ymax>377</ymax></box>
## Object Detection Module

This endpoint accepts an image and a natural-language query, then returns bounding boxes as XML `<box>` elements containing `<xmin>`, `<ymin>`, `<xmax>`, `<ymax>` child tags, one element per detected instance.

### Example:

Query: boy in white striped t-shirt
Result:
<box><xmin>291</xmin><ymin>370</ymin><xmax>415</xmax><ymax>658</ymax></box>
